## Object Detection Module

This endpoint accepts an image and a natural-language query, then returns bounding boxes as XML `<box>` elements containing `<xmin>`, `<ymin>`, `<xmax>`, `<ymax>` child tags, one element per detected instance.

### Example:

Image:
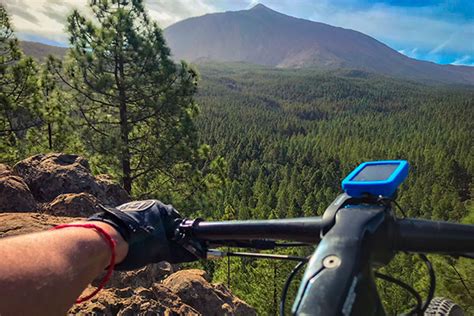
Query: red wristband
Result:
<box><xmin>52</xmin><ymin>223</ymin><xmax>117</xmax><ymax>303</ymax></box>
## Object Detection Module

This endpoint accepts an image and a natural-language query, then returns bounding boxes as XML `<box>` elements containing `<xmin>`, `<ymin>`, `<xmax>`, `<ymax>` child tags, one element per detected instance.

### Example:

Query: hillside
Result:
<box><xmin>164</xmin><ymin>4</ymin><xmax>474</xmax><ymax>85</ymax></box>
<box><xmin>193</xmin><ymin>63</ymin><xmax>474</xmax><ymax>314</ymax></box>
<box><xmin>19</xmin><ymin>41</ymin><xmax>67</xmax><ymax>61</ymax></box>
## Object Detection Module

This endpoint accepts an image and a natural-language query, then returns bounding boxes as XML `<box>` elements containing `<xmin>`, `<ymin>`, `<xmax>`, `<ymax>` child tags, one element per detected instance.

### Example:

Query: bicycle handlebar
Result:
<box><xmin>396</xmin><ymin>218</ymin><xmax>474</xmax><ymax>253</ymax></box>
<box><xmin>177</xmin><ymin>207</ymin><xmax>474</xmax><ymax>316</ymax></box>
<box><xmin>181</xmin><ymin>217</ymin><xmax>326</xmax><ymax>243</ymax></box>
<box><xmin>181</xmin><ymin>216</ymin><xmax>474</xmax><ymax>254</ymax></box>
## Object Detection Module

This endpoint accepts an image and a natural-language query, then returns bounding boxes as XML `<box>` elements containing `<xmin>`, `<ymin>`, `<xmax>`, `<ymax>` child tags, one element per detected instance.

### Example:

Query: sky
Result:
<box><xmin>3</xmin><ymin>0</ymin><xmax>474</xmax><ymax>66</ymax></box>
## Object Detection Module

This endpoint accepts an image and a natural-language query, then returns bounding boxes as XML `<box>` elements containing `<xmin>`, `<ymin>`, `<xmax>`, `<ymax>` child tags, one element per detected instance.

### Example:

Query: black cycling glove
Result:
<box><xmin>88</xmin><ymin>200</ymin><xmax>205</xmax><ymax>271</ymax></box>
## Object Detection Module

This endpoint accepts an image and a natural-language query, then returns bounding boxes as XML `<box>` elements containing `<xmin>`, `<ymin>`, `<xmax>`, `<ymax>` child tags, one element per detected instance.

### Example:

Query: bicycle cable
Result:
<box><xmin>380</xmin><ymin>198</ymin><xmax>436</xmax><ymax>314</ymax></box>
<box><xmin>374</xmin><ymin>271</ymin><xmax>422</xmax><ymax>315</ymax></box>
<box><xmin>380</xmin><ymin>197</ymin><xmax>407</xmax><ymax>218</ymax></box>
<box><xmin>280</xmin><ymin>260</ymin><xmax>307</xmax><ymax>316</ymax></box>
<box><xmin>418</xmin><ymin>253</ymin><xmax>436</xmax><ymax>313</ymax></box>
<box><xmin>390</xmin><ymin>199</ymin><xmax>436</xmax><ymax>313</ymax></box>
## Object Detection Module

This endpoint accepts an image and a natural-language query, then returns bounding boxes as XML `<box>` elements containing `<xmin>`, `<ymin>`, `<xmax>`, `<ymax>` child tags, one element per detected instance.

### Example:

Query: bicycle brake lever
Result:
<box><xmin>173</xmin><ymin>218</ymin><xmax>207</xmax><ymax>259</ymax></box>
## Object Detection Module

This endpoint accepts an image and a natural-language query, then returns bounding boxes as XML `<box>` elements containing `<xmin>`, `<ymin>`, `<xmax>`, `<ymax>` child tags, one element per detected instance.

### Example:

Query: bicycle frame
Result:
<box><xmin>293</xmin><ymin>205</ymin><xmax>389</xmax><ymax>315</ymax></box>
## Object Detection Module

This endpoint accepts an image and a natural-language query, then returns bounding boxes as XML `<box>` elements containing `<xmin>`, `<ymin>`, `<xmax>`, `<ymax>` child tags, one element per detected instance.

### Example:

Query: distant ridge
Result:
<box><xmin>20</xmin><ymin>41</ymin><xmax>67</xmax><ymax>61</ymax></box>
<box><xmin>164</xmin><ymin>4</ymin><xmax>474</xmax><ymax>85</ymax></box>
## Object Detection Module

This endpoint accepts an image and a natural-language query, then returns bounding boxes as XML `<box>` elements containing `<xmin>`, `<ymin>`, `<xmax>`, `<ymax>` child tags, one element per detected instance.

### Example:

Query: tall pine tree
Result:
<box><xmin>53</xmin><ymin>0</ymin><xmax>199</xmax><ymax>194</ymax></box>
<box><xmin>0</xmin><ymin>4</ymin><xmax>41</xmax><ymax>162</ymax></box>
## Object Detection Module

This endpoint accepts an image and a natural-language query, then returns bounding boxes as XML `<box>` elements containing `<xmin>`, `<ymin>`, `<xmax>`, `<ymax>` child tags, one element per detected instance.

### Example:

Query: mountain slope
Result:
<box><xmin>19</xmin><ymin>41</ymin><xmax>67</xmax><ymax>61</ymax></box>
<box><xmin>164</xmin><ymin>4</ymin><xmax>474</xmax><ymax>85</ymax></box>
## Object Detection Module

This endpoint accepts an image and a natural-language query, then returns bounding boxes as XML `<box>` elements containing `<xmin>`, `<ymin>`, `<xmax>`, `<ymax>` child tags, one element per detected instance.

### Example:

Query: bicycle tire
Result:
<box><xmin>424</xmin><ymin>297</ymin><xmax>464</xmax><ymax>316</ymax></box>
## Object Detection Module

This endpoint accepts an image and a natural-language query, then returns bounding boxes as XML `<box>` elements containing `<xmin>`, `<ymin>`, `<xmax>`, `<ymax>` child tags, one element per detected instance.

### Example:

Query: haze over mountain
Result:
<box><xmin>164</xmin><ymin>4</ymin><xmax>474</xmax><ymax>85</ymax></box>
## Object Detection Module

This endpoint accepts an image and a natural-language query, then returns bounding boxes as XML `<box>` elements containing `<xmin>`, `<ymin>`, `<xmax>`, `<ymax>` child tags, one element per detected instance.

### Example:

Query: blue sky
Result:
<box><xmin>4</xmin><ymin>0</ymin><xmax>474</xmax><ymax>66</ymax></box>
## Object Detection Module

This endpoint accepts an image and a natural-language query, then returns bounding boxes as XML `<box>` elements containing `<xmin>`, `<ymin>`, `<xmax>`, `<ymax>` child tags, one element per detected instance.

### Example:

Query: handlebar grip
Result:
<box><xmin>396</xmin><ymin>218</ymin><xmax>474</xmax><ymax>253</ymax></box>
<box><xmin>185</xmin><ymin>217</ymin><xmax>327</xmax><ymax>243</ymax></box>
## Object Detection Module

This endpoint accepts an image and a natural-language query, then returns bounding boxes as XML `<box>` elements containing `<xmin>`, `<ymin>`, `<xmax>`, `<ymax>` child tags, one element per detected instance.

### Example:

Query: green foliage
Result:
<box><xmin>194</xmin><ymin>63</ymin><xmax>473</xmax><ymax>314</ymax></box>
<box><xmin>0</xmin><ymin>5</ymin><xmax>42</xmax><ymax>162</ymax></box>
<box><xmin>24</xmin><ymin>59</ymin><xmax>81</xmax><ymax>154</ymax></box>
<box><xmin>53</xmin><ymin>0</ymin><xmax>200</xmax><ymax>195</ymax></box>
<box><xmin>1</xmin><ymin>2</ymin><xmax>472</xmax><ymax>312</ymax></box>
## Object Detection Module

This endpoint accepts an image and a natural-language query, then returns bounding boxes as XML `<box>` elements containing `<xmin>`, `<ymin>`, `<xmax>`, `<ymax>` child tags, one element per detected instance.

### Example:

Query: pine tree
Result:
<box><xmin>52</xmin><ymin>0</ymin><xmax>199</xmax><ymax>194</ymax></box>
<box><xmin>22</xmin><ymin>61</ymin><xmax>78</xmax><ymax>153</ymax></box>
<box><xmin>303</xmin><ymin>192</ymin><xmax>318</xmax><ymax>216</ymax></box>
<box><xmin>0</xmin><ymin>5</ymin><xmax>41</xmax><ymax>162</ymax></box>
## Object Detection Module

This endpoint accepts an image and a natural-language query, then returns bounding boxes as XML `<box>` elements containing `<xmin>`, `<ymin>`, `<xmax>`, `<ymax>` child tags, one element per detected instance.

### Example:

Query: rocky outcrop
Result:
<box><xmin>13</xmin><ymin>153</ymin><xmax>130</xmax><ymax>208</ymax></box>
<box><xmin>75</xmin><ymin>270</ymin><xmax>255</xmax><ymax>316</ymax></box>
<box><xmin>68</xmin><ymin>285</ymin><xmax>200</xmax><ymax>315</ymax></box>
<box><xmin>0</xmin><ymin>153</ymin><xmax>256</xmax><ymax>315</ymax></box>
<box><xmin>0</xmin><ymin>212</ymin><xmax>77</xmax><ymax>238</ymax></box>
<box><xmin>0</xmin><ymin>211</ymin><xmax>256</xmax><ymax>315</ymax></box>
<box><xmin>14</xmin><ymin>153</ymin><xmax>96</xmax><ymax>202</ymax></box>
<box><xmin>0</xmin><ymin>164</ymin><xmax>37</xmax><ymax>212</ymax></box>
<box><xmin>44</xmin><ymin>193</ymin><xmax>102</xmax><ymax>217</ymax></box>
<box><xmin>163</xmin><ymin>270</ymin><xmax>256</xmax><ymax>316</ymax></box>
<box><xmin>95</xmin><ymin>174</ymin><xmax>131</xmax><ymax>208</ymax></box>
<box><xmin>93</xmin><ymin>261</ymin><xmax>176</xmax><ymax>290</ymax></box>
<box><xmin>0</xmin><ymin>164</ymin><xmax>14</xmax><ymax>177</ymax></box>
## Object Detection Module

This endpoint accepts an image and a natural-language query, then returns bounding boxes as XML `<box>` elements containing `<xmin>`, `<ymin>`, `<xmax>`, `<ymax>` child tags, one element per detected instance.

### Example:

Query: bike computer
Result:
<box><xmin>342</xmin><ymin>160</ymin><xmax>409</xmax><ymax>198</ymax></box>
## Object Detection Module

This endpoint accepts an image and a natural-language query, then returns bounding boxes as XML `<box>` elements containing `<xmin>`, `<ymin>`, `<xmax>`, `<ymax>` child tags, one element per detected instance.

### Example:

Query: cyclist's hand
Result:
<box><xmin>88</xmin><ymin>200</ymin><xmax>205</xmax><ymax>270</ymax></box>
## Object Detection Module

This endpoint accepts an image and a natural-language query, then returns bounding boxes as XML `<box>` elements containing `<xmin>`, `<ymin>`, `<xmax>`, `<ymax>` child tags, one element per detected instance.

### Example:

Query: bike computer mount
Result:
<box><xmin>322</xmin><ymin>160</ymin><xmax>408</xmax><ymax>235</ymax></box>
<box><xmin>342</xmin><ymin>160</ymin><xmax>409</xmax><ymax>198</ymax></box>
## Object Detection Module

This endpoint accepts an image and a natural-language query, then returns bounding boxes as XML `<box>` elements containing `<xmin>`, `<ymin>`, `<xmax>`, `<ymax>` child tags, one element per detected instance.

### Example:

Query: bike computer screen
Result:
<box><xmin>342</xmin><ymin>160</ymin><xmax>409</xmax><ymax>198</ymax></box>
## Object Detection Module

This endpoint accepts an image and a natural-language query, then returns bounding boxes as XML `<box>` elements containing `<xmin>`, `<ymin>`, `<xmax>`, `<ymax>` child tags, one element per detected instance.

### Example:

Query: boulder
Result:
<box><xmin>95</xmin><ymin>174</ymin><xmax>130</xmax><ymax>207</ymax></box>
<box><xmin>95</xmin><ymin>261</ymin><xmax>176</xmax><ymax>289</ymax></box>
<box><xmin>14</xmin><ymin>153</ymin><xmax>100</xmax><ymax>203</ymax></box>
<box><xmin>0</xmin><ymin>164</ymin><xmax>37</xmax><ymax>212</ymax></box>
<box><xmin>163</xmin><ymin>269</ymin><xmax>256</xmax><ymax>316</ymax></box>
<box><xmin>13</xmin><ymin>153</ymin><xmax>130</xmax><ymax>207</ymax></box>
<box><xmin>0</xmin><ymin>163</ymin><xmax>14</xmax><ymax>177</ymax></box>
<box><xmin>0</xmin><ymin>213</ymin><xmax>77</xmax><ymax>238</ymax></box>
<box><xmin>68</xmin><ymin>285</ymin><xmax>199</xmax><ymax>316</ymax></box>
<box><xmin>44</xmin><ymin>193</ymin><xmax>102</xmax><ymax>217</ymax></box>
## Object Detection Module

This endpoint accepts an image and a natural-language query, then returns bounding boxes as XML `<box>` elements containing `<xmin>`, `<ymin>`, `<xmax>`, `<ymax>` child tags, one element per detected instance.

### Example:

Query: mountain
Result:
<box><xmin>19</xmin><ymin>41</ymin><xmax>67</xmax><ymax>61</ymax></box>
<box><xmin>164</xmin><ymin>4</ymin><xmax>474</xmax><ymax>85</ymax></box>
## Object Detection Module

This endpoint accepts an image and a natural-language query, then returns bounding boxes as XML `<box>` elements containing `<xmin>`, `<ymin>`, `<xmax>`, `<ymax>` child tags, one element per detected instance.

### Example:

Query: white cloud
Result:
<box><xmin>145</xmin><ymin>0</ymin><xmax>217</xmax><ymax>28</ymax></box>
<box><xmin>3</xmin><ymin>0</ymin><xmax>473</xmax><ymax>62</ymax></box>
<box><xmin>4</xmin><ymin>0</ymin><xmax>89</xmax><ymax>44</ymax></box>
<box><xmin>429</xmin><ymin>33</ymin><xmax>457</xmax><ymax>54</ymax></box>
<box><xmin>306</xmin><ymin>1</ymin><xmax>474</xmax><ymax>56</ymax></box>
<box><xmin>3</xmin><ymin>0</ymin><xmax>218</xmax><ymax>44</ymax></box>
<box><xmin>247</xmin><ymin>0</ymin><xmax>260</xmax><ymax>9</ymax></box>
<box><xmin>451</xmin><ymin>55</ymin><xmax>474</xmax><ymax>66</ymax></box>
<box><xmin>398</xmin><ymin>47</ymin><xmax>419</xmax><ymax>59</ymax></box>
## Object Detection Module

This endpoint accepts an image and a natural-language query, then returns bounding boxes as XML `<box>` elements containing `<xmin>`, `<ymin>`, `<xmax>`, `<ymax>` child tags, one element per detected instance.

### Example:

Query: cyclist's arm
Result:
<box><xmin>0</xmin><ymin>221</ymin><xmax>128</xmax><ymax>316</ymax></box>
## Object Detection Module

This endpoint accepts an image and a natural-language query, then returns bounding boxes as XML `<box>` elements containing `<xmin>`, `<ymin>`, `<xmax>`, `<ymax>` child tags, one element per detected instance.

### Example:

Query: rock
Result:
<box><xmin>14</xmin><ymin>153</ymin><xmax>101</xmax><ymax>203</ymax></box>
<box><xmin>95</xmin><ymin>261</ymin><xmax>176</xmax><ymax>289</ymax></box>
<box><xmin>0</xmin><ymin>166</ymin><xmax>37</xmax><ymax>212</ymax></box>
<box><xmin>1</xmin><ymin>155</ymin><xmax>256</xmax><ymax>313</ymax></box>
<box><xmin>13</xmin><ymin>153</ymin><xmax>130</xmax><ymax>208</ymax></box>
<box><xmin>68</xmin><ymin>285</ymin><xmax>199</xmax><ymax>316</ymax></box>
<box><xmin>0</xmin><ymin>213</ymin><xmax>78</xmax><ymax>237</ymax></box>
<box><xmin>151</xmin><ymin>284</ymin><xmax>200</xmax><ymax>316</ymax></box>
<box><xmin>163</xmin><ymin>269</ymin><xmax>256</xmax><ymax>316</ymax></box>
<box><xmin>0</xmin><ymin>213</ymin><xmax>256</xmax><ymax>315</ymax></box>
<box><xmin>95</xmin><ymin>174</ymin><xmax>130</xmax><ymax>207</ymax></box>
<box><xmin>213</xmin><ymin>283</ymin><xmax>257</xmax><ymax>316</ymax></box>
<box><xmin>0</xmin><ymin>164</ymin><xmax>14</xmax><ymax>177</ymax></box>
<box><xmin>44</xmin><ymin>193</ymin><xmax>102</xmax><ymax>217</ymax></box>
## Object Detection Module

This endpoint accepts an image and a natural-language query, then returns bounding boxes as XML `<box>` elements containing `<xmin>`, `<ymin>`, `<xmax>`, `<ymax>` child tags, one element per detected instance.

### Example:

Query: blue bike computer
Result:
<box><xmin>341</xmin><ymin>160</ymin><xmax>409</xmax><ymax>198</ymax></box>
